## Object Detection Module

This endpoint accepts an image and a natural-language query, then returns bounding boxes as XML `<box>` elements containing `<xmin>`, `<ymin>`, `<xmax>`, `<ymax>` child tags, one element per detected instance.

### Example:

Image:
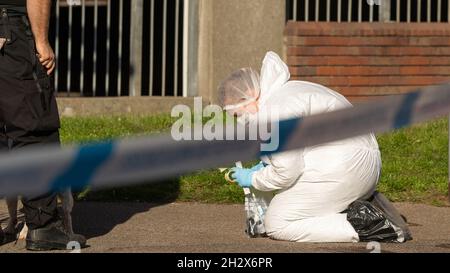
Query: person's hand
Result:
<box><xmin>230</xmin><ymin>167</ymin><xmax>255</xmax><ymax>188</ymax></box>
<box><xmin>35</xmin><ymin>40</ymin><xmax>55</xmax><ymax>75</ymax></box>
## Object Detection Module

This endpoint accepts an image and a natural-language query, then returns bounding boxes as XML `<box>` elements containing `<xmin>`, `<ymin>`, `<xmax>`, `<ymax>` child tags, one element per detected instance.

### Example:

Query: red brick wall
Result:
<box><xmin>284</xmin><ymin>22</ymin><xmax>450</xmax><ymax>102</ymax></box>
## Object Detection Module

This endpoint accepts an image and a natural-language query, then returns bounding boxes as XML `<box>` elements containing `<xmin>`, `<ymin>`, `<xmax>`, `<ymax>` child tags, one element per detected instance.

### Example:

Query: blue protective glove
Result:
<box><xmin>230</xmin><ymin>167</ymin><xmax>256</xmax><ymax>188</ymax></box>
<box><xmin>249</xmin><ymin>161</ymin><xmax>266</xmax><ymax>172</ymax></box>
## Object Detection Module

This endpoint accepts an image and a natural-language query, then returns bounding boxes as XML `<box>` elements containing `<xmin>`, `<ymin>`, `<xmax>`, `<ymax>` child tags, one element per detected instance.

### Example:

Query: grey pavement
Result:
<box><xmin>1</xmin><ymin>202</ymin><xmax>449</xmax><ymax>253</ymax></box>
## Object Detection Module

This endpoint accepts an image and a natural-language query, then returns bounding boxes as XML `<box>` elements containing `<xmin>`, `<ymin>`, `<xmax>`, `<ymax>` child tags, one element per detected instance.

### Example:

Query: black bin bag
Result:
<box><xmin>344</xmin><ymin>191</ymin><xmax>413</xmax><ymax>243</ymax></box>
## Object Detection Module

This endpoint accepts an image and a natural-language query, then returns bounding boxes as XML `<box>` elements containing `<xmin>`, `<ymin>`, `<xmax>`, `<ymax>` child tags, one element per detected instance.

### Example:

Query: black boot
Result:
<box><xmin>26</xmin><ymin>220</ymin><xmax>86</xmax><ymax>251</ymax></box>
<box><xmin>2</xmin><ymin>223</ymin><xmax>22</xmax><ymax>244</ymax></box>
<box><xmin>0</xmin><ymin>226</ymin><xmax>14</xmax><ymax>245</ymax></box>
<box><xmin>0</xmin><ymin>227</ymin><xmax>4</xmax><ymax>245</ymax></box>
<box><xmin>0</xmin><ymin>227</ymin><xmax>16</xmax><ymax>246</ymax></box>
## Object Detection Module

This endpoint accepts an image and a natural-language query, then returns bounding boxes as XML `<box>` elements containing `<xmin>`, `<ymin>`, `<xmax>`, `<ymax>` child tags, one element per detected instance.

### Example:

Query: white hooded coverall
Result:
<box><xmin>249</xmin><ymin>52</ymin><xmax>382</xmax><ymax>243</ymax></box>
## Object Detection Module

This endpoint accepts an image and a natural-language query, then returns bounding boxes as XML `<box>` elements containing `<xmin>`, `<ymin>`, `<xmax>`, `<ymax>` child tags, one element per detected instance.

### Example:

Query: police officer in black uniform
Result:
<box><xmin>0</xmin><ymin>0</ymin><xmax>85</xmax><ymax>250</ymax></box>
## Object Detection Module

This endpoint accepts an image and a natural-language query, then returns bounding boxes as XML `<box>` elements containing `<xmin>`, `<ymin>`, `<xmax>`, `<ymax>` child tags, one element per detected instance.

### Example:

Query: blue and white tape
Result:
<box><xmin>0</xmin><ymin>83</ymin><xmax>450</xmax><ymax>197</ymax></box>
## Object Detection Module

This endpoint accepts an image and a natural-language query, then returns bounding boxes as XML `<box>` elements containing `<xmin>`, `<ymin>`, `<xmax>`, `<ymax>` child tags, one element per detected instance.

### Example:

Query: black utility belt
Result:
<box><xmin>0</xmin><ymin>6</ymin><xmax>26</xmax><ymax>15</ymax></box>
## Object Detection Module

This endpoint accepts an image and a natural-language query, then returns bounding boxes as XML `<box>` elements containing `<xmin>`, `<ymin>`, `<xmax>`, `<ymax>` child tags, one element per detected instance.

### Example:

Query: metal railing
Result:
<box><xmin>287</xmin><ymin>0</ymin><xmax>382</xmax><ymax>22</ymax></box>
<box><xmin>52</xmin><ymin>0</ymin><xmax>197</xmax><ymax>97</ymax></box>
<box><xmin>287</xmin><ymin>0</ymin><xmax>450</xmax><ymax>23</ymax></box>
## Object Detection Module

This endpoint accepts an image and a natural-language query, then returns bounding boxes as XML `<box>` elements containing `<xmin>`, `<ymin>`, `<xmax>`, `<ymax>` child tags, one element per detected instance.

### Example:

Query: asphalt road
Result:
<box><xmin>1</xmin><ymin>201</ymin><xmax>449</xmax><ymax>253</ymax></box>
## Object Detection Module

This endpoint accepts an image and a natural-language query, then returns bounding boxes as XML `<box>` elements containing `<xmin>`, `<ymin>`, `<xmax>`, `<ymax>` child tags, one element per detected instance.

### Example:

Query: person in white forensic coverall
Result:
<box><xmin>219</xmin><ymin>52</ymin><xmax>382</xmax><ymax>243</ymax></box>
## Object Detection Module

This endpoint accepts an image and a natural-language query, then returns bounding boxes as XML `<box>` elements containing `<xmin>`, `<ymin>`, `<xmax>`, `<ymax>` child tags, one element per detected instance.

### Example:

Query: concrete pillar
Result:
<box><xmin>379</xmin><ymin>0</ymin><xmax>391</xmax><ymax>22</ymax></box>
<box><xmin>197</xmin><ymin>0</ymin><xmax>286</xmax><ymax>104</ymax></box>
<box><xmin>129</xmin><ymin>0</ymin><xmax>144</xmax><ymax>96</ymax></box>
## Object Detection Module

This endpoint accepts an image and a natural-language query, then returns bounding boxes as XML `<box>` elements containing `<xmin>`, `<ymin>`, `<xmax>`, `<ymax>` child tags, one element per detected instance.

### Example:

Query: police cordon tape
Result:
<box><xmin>0</xmin><ymin>83</ymin><xmax>450</xmax><ymax>197</ymax></box>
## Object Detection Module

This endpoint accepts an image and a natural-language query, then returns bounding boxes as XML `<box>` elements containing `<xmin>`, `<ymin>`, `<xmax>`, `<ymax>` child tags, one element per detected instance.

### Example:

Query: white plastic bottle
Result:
<box><xmin>235</xmin><ymin>162</ymin><xmax>269</xmax><ymax>238</ymax></box>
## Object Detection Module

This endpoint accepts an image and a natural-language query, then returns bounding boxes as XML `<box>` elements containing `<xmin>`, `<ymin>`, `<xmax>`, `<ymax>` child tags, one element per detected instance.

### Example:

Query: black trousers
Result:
<box><xmin>0</xmin><ymin>10</ymin><xmax>60</xmax><ymax>230</ymax></box>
